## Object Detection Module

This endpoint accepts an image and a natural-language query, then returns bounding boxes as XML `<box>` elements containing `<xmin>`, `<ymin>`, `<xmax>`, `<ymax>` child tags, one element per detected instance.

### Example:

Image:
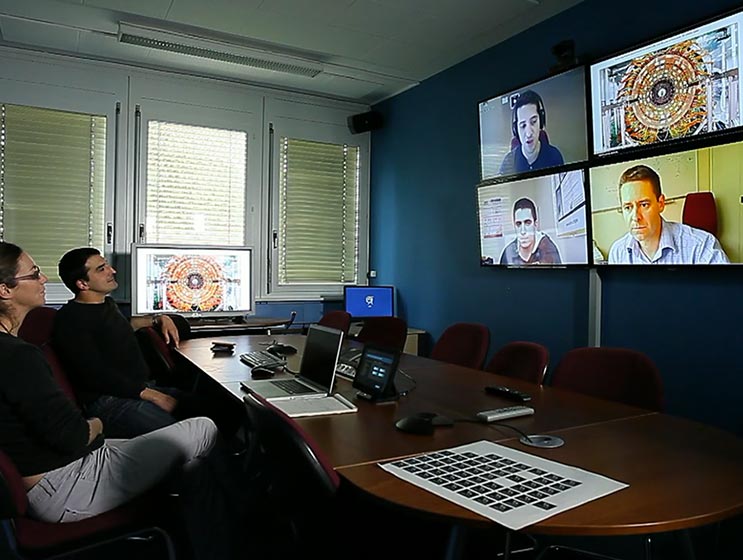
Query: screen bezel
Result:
<box><xmin>343</xmin><ymin>285</ymin><xmax>396</xmax><ymax>318</ymax></box>
<box><xmin>130</xmin><ymin>243</ymin><xmax>254</xmax><ymax>318</ymax></box>
<box><xmin>588</xmin><ymin>6</ymin><xmax>743</xmax><ymax>160</ymax></box>
<box><xmin>477</xmin><ymin>65</ymin><xmax>591</xmax><ymax>182</ymax></box>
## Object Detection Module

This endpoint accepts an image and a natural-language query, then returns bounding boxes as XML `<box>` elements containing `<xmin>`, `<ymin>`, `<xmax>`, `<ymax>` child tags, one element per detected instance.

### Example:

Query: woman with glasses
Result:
<box><xmin>0</xmin><ymin>241</ymin><xmax>239</xmax><ymax>559</ymax></box>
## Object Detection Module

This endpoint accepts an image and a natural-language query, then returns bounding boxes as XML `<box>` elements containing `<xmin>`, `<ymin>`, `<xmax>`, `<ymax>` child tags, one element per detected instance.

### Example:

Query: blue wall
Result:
<box><xmin>370</xmin><ymin>0</ymin><xmax>743</xmax><ymax>434</ymax></box>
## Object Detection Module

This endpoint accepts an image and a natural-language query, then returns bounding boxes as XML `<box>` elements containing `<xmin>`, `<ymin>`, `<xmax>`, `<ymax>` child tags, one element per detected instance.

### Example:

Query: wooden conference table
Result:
<box><xmin>176</xmin><ymin>334</ymin><xmax>743</xmax><ymax>539</ymax></box>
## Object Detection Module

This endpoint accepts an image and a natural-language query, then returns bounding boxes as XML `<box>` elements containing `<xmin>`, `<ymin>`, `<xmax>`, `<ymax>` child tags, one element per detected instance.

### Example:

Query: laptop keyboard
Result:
<box><xmin>271</xmin><ymin>379</ymin><xmax>315</xmax><ymax>395</ymax></box>
<box><xmin>240</xmin><ymin>350</ymin><xmax>285</xmax><ymax>368</ymax></box>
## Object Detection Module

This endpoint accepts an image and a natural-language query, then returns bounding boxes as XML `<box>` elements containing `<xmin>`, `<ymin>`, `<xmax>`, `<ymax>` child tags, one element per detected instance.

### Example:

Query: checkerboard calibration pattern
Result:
<box><xmin>379</xmin><ymin>440</ymin><xmax>628</xmax><ymax>530</ymax></box>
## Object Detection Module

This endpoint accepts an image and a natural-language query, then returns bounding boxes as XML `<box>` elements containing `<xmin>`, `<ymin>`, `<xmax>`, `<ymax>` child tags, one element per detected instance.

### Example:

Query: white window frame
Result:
<box><xmin>263</xmin><ymin>97</ymin><xmax>370</xmax><ymax>300</ymax></box>
<box><xmin>0</xmin><ymin>50</ymin><xmax>125</xmax><ymax>303</ymax></box>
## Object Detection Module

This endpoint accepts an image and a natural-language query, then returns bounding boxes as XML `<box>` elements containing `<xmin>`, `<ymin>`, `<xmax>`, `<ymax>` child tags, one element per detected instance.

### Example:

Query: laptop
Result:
<box><xmin>241</xmin><ymin>324</ymin><xmax>343</xmax><ymax>401</ymax></box>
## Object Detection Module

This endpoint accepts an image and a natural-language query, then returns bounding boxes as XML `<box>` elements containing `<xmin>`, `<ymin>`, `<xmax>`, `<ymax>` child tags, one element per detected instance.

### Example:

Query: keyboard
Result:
<box><xmin>239</xmin><ymin>350</ymin><xmax>285</xmax><ymax>368</ymax></box>
<box><xmin>271</xmin><ymin>379</ymin><xmax>314</xmax><ymax>395</ymax></box>
<box><xmin>335</xmin><ymin>362</ymin><xmax>357</xmax><ymax>380</ymax></box>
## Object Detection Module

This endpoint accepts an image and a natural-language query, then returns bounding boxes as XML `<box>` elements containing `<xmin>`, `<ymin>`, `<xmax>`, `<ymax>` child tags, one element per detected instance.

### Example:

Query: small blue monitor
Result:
<box><xmin>344</xmin><ymin>286</ymin><xmax>395</xmax><ymax>318</ymax></box>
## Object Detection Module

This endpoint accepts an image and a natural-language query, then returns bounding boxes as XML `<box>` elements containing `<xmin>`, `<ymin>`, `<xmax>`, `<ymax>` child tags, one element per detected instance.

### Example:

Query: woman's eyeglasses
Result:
<box><xmin>14</xmin><ymin>266</ymin><xmax>43</xmax><ymax>282</ymax></box>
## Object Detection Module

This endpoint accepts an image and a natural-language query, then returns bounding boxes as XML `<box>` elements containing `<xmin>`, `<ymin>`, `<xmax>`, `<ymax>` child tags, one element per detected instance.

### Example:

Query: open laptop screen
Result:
<box><xmin>299</xmin><ymin>325</ymin><xmax>344</xmax><ymax>389</ymax></box>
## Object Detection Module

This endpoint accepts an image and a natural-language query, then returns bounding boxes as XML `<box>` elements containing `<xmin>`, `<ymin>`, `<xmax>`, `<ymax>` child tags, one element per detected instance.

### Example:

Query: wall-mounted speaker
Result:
<box><xmin>348</xmin><ymin>111</ymin><xmax>384</xmax><ymax>134</ymax></box>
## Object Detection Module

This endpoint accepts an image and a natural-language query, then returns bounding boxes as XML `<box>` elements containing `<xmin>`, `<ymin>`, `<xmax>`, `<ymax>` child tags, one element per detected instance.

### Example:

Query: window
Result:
<box><xmin>0</xmin><ymin>103</ymin><xmax>106</xmax><ymax>283</ymax></box>
<box><xmin>145</xmin><ymin>121</ymin><xmax>247</xmax><ymax>245</ymax></box>
<box><xmin>277</xmin><ymin>137</ymin><xmax>360</xmax><ymax>285</ymax></box>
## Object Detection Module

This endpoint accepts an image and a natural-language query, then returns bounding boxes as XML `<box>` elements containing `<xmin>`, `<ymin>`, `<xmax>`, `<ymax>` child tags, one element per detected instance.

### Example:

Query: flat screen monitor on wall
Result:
<box><xmin>131</xmin><ymin>244</ymin><xmax>253</xmax><ymax>317</ymax></box>
<box><xmin>478</xmin><ymin>169</ymin><xmax>589</xmax><ymax>267</ymax></box>
<box><xmin>478</xmin><ymin>66</ymin><xmax>589</xmax><ymax>181</ymax></box>
<box><xmin>344</xmin><ymin>285</ymin><xmax>395</xmax><ymax>318</ymax></box>
<box><xmin>590</xmin><ymin>9</ymin><xmax>743</xmax><ymax>157</ymax></box>
<box><xmin>589</xmin><ymin>138</ymin><xmax>743</xmax><ymax>265</ymax></box>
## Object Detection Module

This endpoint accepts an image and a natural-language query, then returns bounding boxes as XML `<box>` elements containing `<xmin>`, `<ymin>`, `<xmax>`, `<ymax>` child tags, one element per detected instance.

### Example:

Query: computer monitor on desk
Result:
<box><xmin>344</xmin><ymin>285</ymin><xmax>395</xmax><ymax>318</ymax></box>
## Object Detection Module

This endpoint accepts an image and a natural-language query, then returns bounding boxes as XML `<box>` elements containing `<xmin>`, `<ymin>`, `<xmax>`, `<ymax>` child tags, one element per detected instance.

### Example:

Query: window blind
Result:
<box><xmin>146</xmin><ymin>121</ymin><xmax>247</xmax><ymax>245</ymax></box>
<box><xmin>278</xmin><ymin>137</ymin><xmax>359</xmax><ymax>284</ymax></box>
<box><xmin>0</xmin><ymin>103</ymin><xmax>106</xmax><ymax>283</ymax></box>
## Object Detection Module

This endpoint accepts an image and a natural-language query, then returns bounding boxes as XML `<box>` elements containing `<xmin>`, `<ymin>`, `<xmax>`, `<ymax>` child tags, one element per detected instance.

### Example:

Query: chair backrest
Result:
<box><xmin>682</xmin><ymin>191</ymin><xmax>718</xmax><ymax>236</ymax></box>
<box><xmin>41</xmin><ymin>345</ymin><xmax>80</xmax><ymax>406</ymax></box>
<box><xmin>167</xmin><ymin>314</ymin><xmax>192</xmax><ymax>341</ymax></box>
<box><xmin>135</xmin><ymin>326</ymin><xmax>176</xmax><ymax>382</ymax></box>
<box><xmin>242</xmin><ymin>392</ymin><xmax>339</xmax><ymax>552</ymax></box>
<box><xmin>430</xmin><ymin>322</ymin><xmax>490</xmax><ymax>369</ymax></box>
<box><xmin>317</xmin><ymin>311</ymin><xmax>352</xmax><ymax>335</ymax></box>
<box><xmin>485</xmin><ymin>341</ymin><xmax>549</xmax><ymax>384</ymax></box>
<box><xmin>18</xmin><ymin>306</ymin><xmax>57</xmax><ymax>347</ymax></box>
<box><xmin>549</xmin><ymin>347</ymin><xmax>663</xmax><ymax>411</ymax></box>
<box><xmin>356</xmin><ymin>317</ymin><xmax>408</xmax><ymax>352</ymax></box>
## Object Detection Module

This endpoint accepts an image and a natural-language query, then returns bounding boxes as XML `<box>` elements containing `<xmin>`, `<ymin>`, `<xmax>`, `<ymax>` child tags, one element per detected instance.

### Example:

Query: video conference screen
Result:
<box><xmin>132</xmin><ymin>245</ymin><xmax>253</xmax><ymax>316</ymax></box>
<box><xmin>590</xmin><ymin>9</ymin><xmax>743</xmax><ymax>156</ymax></box>
<box><xmin>478</xmin><ymin>66</ymin><xmax>589</xmax><ymax>181</ymax></box>
<box><xmin>477</xmin><ymin>170</ymin><xmax>589</xmax><ymax>267</ymax></box>
<box><xmin>589</xmin><ymin>138</ymin><xmax>743</xmax><ymax>265</ymax></box>
<box><xmin>344</xmin><ymin>286</ymin><xmax>395</xmax><ymax>318</ymax></box>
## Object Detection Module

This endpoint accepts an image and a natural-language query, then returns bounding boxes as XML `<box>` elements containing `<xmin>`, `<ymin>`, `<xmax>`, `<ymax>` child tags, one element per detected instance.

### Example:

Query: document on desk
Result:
<box><xmin>380</xmin><ymin>440</ymin><xmax>628</xmax><ymax>530</ymax></box>
<box><xmin>271</xmin><ymin>393</ymin><xmax>358</xmax><ymax>418</ymax></box>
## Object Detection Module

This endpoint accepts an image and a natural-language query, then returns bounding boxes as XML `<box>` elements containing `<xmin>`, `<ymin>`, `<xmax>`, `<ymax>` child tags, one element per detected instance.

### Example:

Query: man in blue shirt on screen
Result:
<box><xmin>500</xmin><ymin>197</ymin><xmax>562</xmax><ymax>265</ymax></box>
<box><xmin>499</xmin><ymin>90</ymin><xmax>564</xmax><ymax>176</ymax></box>
<box><xmin>608</xmin><ymin>165</ymin><xmax>730</xmax><ymax>265</ymax></box>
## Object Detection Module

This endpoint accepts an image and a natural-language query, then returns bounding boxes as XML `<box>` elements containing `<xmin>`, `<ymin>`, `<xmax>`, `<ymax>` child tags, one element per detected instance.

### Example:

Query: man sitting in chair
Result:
<box><xmin>52</xmin><ymin>247</ymin><xmax>200</xmax><ymax>438</ymax></box>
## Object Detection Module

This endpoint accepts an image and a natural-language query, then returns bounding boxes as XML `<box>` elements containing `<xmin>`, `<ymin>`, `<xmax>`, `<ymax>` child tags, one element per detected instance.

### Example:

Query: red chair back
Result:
<box><xmin>485</xmin><ymin>341</ymin><xmax>549</xmax><ymax>384</ymax></box>
<box><xmin>356</xmin><ymin>317</ymin><xmax>408</xmax><ymax>352</ymax></box>
<box><xmin>430</xmin><ymin>322</ymin><xmax>490</xmax><ymax>369</ymax></box>
<box><xmin>550</xmin><ymin>347</ymin><xmax>663</xmax><ymax>411</ymax></box>
<box><xmin>18</xmin><ymin>306</ymin><xmax>57</xmax><ymax>347</ymax></box>
<box><xmin>682</xmin><ymin>191</ymin><xmax>718</xmax><ymax>236</ymax></box>
<box><xmin>317</xmin><ymin>311</ymin><xmax>352</xmax><ymax>335</ymax></box>
<box><xmin>41</xmin><ymin>345</ymin><xmax>80</xmax><ymax>406</ymax></box>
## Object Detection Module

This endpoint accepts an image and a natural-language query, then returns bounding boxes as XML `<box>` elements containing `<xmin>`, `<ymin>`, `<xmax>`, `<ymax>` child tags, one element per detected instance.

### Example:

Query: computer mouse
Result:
<box><xmin>251</xmin><ymin>366</ymin><xmax>276</xmax><ymax>380</ymax></box>
<box><xmin>267</xmin><ymin>343</ymin><xmax>298</xmax><ymax>356</ymax></box>
<box><xmin>395</xmin><ymin>413</ymin><xmax>453</xmax><ymax>435</ymax></box>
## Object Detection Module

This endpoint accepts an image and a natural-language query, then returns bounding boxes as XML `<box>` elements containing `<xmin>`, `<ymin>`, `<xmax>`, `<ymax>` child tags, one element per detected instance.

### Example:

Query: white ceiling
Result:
<box><xmin>0</xmin><ymin>0</ymin><xmax>584</xmax><ymax>104</ymax></box>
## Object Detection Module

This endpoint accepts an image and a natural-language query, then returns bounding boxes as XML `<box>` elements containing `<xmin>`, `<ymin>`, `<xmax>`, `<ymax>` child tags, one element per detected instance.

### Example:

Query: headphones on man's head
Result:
<box><xmin>511</xmin><ymin>90</ymin><xmax>546</xmax><ymax>137</ymax></box>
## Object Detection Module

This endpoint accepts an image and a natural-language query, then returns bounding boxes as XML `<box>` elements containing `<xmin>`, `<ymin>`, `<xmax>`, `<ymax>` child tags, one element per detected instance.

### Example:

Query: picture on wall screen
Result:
<box><xmin>132</xmin><ymin>245</ymin><xmax>253</xmax><ymax>315</ymax></box>
<box><xmin>478</xmin><ymin>67</ymin><xmax>588</xmax><ymax>181</ymax></box>
<box><xmin>477</xmin><ymin>170</ymin><xmax>589</xmax><ymax>267</ymax></box>
<box><xmin>591</xmin><ymin>10</ymin><xmax>743</xmax><ymax>156</ymax></box>
<box><xmin>589</xmin><ymin>139</ymin><xmax>743</xmax><ymax>265</ymax></box>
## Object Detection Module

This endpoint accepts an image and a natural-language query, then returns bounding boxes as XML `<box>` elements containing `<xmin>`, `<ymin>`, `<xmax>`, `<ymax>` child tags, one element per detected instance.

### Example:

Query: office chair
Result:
<box><xmin>549</xmin><ymin>347</ymin><xmax>663</xmax><ymax>411</ymax></box>
<box><xmin>0</xmin><ymin>449</ymin><xmax>173</xmax><ymax>559</ymax></box>
<box><xmin>17</xmin><ymin>306</ymin><xmax>57</xmax><ymax>347</ymax></box>
<box><xmin>165</xmin><ymin>313</ymin><xmax>192</xmax><ymax>341</ymax></box>
<box><xmin>682</xmin><ymin>191</ymin><xmax>718</xmax><ymax>236</ymax></box>
<box><xmin>135</xmin><ymin>326</ymin><xmax>182</xmax><ymax>387</ymax></box>
<box><xmin>430</xmin><ymin>322</ymin><xmax>490</xmax><ymax>369</ymax></box>
<box><xmin>242</xmin><ymin>392</ymin><xmax>342</xmax><ymax>558</ymax></box>
<box><xmin>317</xmin><ymin>310</ymin><xmax>352</xmax><ymax>335</ymax></box>
<box><xmin>356</xmin><ymin>316</ymin><xmax>408</xmax><ymax>352</ymax></box>
<box><xmin>485</xmin><ymin>341</ymin><xmax>549</xmax><ymax>384</ymax></box>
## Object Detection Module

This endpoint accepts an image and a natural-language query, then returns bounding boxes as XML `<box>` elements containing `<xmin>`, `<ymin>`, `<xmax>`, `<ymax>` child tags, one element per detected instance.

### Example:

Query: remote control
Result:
<box><xmin>484</xmin><ymin>385</ymin><xmax>532</xmax><ymax>402</ymax></box>
<box><xmin>476</xmin><ymin>406</ymin><xmax>534</xmax><ymax>423</ymax></box>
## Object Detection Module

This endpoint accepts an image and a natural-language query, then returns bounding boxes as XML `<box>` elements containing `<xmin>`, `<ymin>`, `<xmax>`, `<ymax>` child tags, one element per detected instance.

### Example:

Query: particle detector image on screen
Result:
<box><xmin>478</xmin><ymin>67</ymin><xmax>588</xmax><ymax>181</ymax></box>
<box><xmin>478</xmin><ymin>170</ymin><xmax>589</xmax><ymax>267</ymax></box>
<box><xmin>589</xmin><ymin>139</ymin><xmax>743</xmax><ymax>265</ymax></box>
<box><xmin>591</xmin><ymin>10</ymin><xmax>743</xmax><ymax>156</ymax></box>
<box><xmin>134</xmin><ymin>246</ymin><xmax>252</xmax><ymax>315</ymax></box>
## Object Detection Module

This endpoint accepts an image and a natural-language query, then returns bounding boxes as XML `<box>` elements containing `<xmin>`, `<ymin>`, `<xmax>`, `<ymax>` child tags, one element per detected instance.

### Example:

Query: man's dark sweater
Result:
<box><xmin>52</xmin><ymin>297</ymin><xmax>150</xmax><ymax>405</ymax></box>
<box><xmin>0</xmin><ymin>333</ymin><xmax>102</xmax><ymax>476</ymax></box>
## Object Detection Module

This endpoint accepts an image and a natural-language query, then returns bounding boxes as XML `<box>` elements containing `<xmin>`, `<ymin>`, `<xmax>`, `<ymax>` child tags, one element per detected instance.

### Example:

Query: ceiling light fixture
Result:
<box><xmin>118</xmin><ymin>22</ymin><xmax>324</xmax><ymax>78</ymax></box>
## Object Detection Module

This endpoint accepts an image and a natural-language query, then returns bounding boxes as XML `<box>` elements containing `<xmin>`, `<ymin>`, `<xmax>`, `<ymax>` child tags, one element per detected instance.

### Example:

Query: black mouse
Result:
<box><xmin>251</xmin><ymin>366</ymin><xmax>276</xmax><ymax>380</ymax></box>
<box><xmin>266</xmin><ymin>343</ymin><xmax>298</xmax><ymax>356</ymax></box>
<box><xmin>395</xmin><ymin>413</ymin><xmax>453</xmax><ymax>435</ymax></box>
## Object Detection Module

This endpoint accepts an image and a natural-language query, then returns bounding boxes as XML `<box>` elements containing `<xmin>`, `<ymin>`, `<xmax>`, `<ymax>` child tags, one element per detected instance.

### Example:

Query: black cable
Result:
<box><xmin>395</xmin><ymin>368</ymin><xmax>417</xmax><ymax>396</ymax></box>
<box><xmin>452</xmin><ymin>418</ymin><xmax>534</xmax><ymax>443</ymax></box>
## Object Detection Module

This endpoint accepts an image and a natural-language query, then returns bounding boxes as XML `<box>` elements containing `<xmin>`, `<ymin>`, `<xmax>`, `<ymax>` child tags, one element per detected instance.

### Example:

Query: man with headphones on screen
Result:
<box><xmin>499</xmin><ymin>90</ymin><xmax>564</xmax><ymax>176</ymax></box>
